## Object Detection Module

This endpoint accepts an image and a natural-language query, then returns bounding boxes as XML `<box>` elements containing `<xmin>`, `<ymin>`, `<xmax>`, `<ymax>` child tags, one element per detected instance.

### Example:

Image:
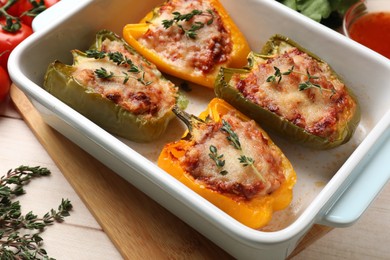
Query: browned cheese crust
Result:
<box><xmin>230</xmin><ymin>48</ymin><xmax>357</xmax><ymax>141</ymax></box>
<box><xmin>138</xmin><ymin>0</ymin><xmax>233</xmax><ymax>75</ymax></box>
<box><xmin>180</xmin><ymin>112</ymin><xmax>285</xmax><ymax>201</ymax></box>
<box><xmin>72</xmin><ymin>39</ymin><xmax>178</xmax><ymax>120</ymax></box>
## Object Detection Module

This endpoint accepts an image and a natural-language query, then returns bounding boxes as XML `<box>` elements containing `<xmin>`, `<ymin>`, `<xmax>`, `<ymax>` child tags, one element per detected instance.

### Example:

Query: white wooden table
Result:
<box><xmin>1</xmin><ymin>94</ymin><xmax>389</xmax><ymax>259</ymax></box>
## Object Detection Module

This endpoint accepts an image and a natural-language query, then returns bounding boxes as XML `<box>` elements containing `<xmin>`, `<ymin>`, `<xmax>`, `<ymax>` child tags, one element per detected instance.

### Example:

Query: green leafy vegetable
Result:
<box><xmin>276</xmin><ymin>0</ymin><xmax>359</xmax><ymax>23</ymax></box>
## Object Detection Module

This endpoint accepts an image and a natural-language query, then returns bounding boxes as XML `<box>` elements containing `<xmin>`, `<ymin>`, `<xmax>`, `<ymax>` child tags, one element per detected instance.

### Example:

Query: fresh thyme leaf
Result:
<box><xmin>267</xmin><ymin>66</ymin><xmax>336</xmax><ymax>96</ymax></box>
<box><xmin>221</xmin><ymin>120</ymin><xmax>241</xmax><ymax>150</ymax></box>
<box><xmin>267</xmin><ymin>66</ymin><xmax>294</xmax><ymax>84</ymax></box>
<box><xmin>95</xmin><ymin>67</ymin><xmax>114</xmax><ymax>79</ymax></box>
<box><xmin>128</xmin><ymin>63</ymin><xmax>140</xmax><ymax>73</ymax></box>
<box><xmin>122</xmin><ymin>72</ymin><xmax>130</xmax><ymax>84</ymax></box>
<box><xmin>206</xmin><ymin>9</ymin><xmax>214</xmax><ymax>25</ymax></box>
<box><xmin>161</xmin><ymin>9</ymin><xmax>214</xmax><ymax>39</ymax></box>
<box><xmin>0</xmin><ymin>166</ymin><xmax>72</xmax><ymax>259</ymax></box>
<box><xmin>219</xmin><ymin>121</ymin><xmax>265</xmax><ymax>182</ymax></box>
<box><xmin>299</xmin><ymin>81</ymin><xmax>321</xmax><ymax>91</ymax></box>
<box><xmin>85</xmin><ymin>49</ymin><xmax>106</xmax><ymax>59</ymax></box>
<box><xmin>209</xmin><ymin>145</ymin><xmax>227</xmax><ymax>175</ymax></box>
<box><xmin>238</xmin><ymin>155</ymin><xmax>265</xmax><ymax>182</ymax></box>
<box><xmin>0</xmin><ymin>166</ymin><xmax>51</xmax><ymax>197</ymax></box>
<box><xmin>162</xmin><ymin>19</ymin><xmax>174</xmax><ymax>29</ymax></box>
<box><xmin>238</xmin><ymin>155</ymin><xmax>255</xmax><ymax>167</ymax></box>
<box><xmin>137</xmin><ymin>72</ymin><xmax>153</xmax><ymax>86</ymax></box>
<box><xmin>87</xmin><ymin>50</ymin><xmax>151</xmax><ymax>85</ymax></box>
<box><xmin>298</xmin><ymin>70</ymin><xmax>336</xmax><ymax>95</ymax></box>
<box><xmin>186</xmin><ymin>21</ymin><xmax>204</xmax><ymax>39</ymax></box>
<box><xmin>107</xmin><ymin>51</ymin><xmax>128</xmax><ymax>65</ymax></box>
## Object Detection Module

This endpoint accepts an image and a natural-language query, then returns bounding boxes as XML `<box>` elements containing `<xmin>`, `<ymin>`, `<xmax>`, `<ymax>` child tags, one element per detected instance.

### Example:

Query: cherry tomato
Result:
<box><xmin>43</xmin><ymin>0</ymin><xmax>61</xmax><ymax>8</ymax></box>
<box><xmin>0</xmin><ymin>65</ymin><xmax>11</xmax><ymax>101</ymax></box>
<box><xmin>2</xmin><ymin>0</ymin><xmax>61</xmax><ymax>27</ymax></box>
<box><xmin>0</xmin><ymin>0</ymin><xmax>19</xmax><ymax>17</ymax></box>
<box><xmin>0</xmin><ymin>19</ymin><xmax>33</xmax><ymax>72</ymax></box>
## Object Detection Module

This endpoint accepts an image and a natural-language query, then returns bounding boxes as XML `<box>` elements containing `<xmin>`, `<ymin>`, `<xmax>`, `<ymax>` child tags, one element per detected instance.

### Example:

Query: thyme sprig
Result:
<box><xmin>266</xmin><ymin>66</ymin><xmax>294</xmax><ymax>84</ymax></box>
<box><xmin>220</xmin><ymin>120</ymin><xmax>265</xmax><ymax>182</ymax></box>
<box><xmin>208</xmin><ymin>145</ymin><xmax>227</xmax><ymax>176</ymax></box>
<box><xmin>86</xmin><ymin>50</ymin><xmax>152</xmax><ymax>85</ymax></box>
<box><xmin>0</xmin><ymin>166</ymin><xmax>72</xmax><ymax>259</ymax></box>
<box><xmin>162</xmin><ymin>9</ymin><xmax>214</xmax><ymax>39</ymax></box>
<box><xmin>267</xmin><ymin>66</ymin><xmax>336</xmax><ymax>96</ymax></box>
<box><xmin>221</xmin><ymin>120</ymin><xmax>241</xmax><ymax>150</ymax></box>
<box><xmin>94</xmin><ymin>67</ymin><xmax>152</xmax><ymax>86</ymax></box>
<box><xmin>298</xmin><ymin>70</ymin><xmax>335</xmax><ymax>95</ymax></box>
<box><xmin>94</xmin><ymin>67</ymin><xmax>114</xmax><ymax>79</ymax></box>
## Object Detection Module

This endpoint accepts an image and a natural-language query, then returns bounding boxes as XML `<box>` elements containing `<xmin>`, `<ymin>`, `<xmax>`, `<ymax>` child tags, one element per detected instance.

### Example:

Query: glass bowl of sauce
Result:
<box><xmin>343</xmin><ymin>0</ymin><xmax>390</xmax><ymax>59</ymax></box>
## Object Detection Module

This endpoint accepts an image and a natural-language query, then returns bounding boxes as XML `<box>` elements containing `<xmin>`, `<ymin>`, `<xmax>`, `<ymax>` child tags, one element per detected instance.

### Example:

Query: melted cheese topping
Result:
<box><xmin>180</xmin><ymin>112</ymin><xmax>285</xmax><ymax>200</ymax></box>
<box><xmin>72</xmin><ymin>39</ymin><xmax>177</xmax><ymax>119</ymax></box>
<box><xmin>138</xmin><ymin>0</ymin><xmax>232</xmax><ymax>76</ymax></box>
<box><xmin>230</xmin><ymin>47</ymin><xmax>357</xmax><ymax>140</ymax></box>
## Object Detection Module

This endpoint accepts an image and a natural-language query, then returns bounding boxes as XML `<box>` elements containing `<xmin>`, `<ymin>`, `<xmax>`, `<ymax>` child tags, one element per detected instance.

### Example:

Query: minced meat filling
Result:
<box><xmin>138</xmin><ymin>0</ymin><xmax>233</xmax><ymax>75</ymax></box>
<box><xmin>180</xmin><ymin>112</ymin><xmax>285</xmax><ymax>200</ymax></box>
<box><xmin>230</xmin><ymin>47</ymin><xmax>356</xmax><ymax>140</ymax></box>
<box><xmin>72</xmin><ymin>39</ymin><xmax>177</xmax><ymax>119</ymax></box>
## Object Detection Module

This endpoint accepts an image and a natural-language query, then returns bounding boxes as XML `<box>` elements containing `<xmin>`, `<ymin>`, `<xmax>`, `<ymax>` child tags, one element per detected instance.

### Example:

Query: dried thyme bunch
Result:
<box><xmin>0</xmin><ymin>166</ymin><xmax>72</xmax><ymax>259</ymax></box>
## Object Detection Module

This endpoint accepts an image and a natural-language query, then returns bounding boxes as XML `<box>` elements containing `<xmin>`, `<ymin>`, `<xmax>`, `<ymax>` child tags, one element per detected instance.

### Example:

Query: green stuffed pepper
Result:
<box><xmin>215</xmin><ymin>34</ymin><xmax>360</xmax><ymax>149</ymax></box>
<box><xmin>43</xmin><ymin>30</ymin><xmax>187</xmax><ymax>142</ymax></box>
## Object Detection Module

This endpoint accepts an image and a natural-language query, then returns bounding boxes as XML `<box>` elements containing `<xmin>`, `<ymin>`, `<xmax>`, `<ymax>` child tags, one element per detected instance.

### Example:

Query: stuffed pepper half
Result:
<box><xmin>158</xmin><ymin>98</ymin><xmax>296</xmax><ymax>229</ymax></box>
<box><xmin>43</xmin><ymin>30</ymin><xmax>186</xmax><ymax>142</ymax></box>
<box><xmin>215</xmin><ymin>34</ymin><xmax>360</xmax><ymax>149</ymax></box>
<box><xmin>123</xmin><ymin>0</ymin><xmax>250</xmax><ymax>88</ymax></box>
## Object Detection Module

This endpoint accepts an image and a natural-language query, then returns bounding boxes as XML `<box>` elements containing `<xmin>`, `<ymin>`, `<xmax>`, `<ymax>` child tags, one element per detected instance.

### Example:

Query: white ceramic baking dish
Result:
<box><xmin>8</xmin><ymin>0</ymin><xmax>390</xmax><ymax>259</ymax></box>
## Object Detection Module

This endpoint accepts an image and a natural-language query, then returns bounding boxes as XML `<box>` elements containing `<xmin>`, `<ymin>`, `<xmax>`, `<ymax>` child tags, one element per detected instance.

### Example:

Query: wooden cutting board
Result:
<box><xmin>10</xmin><ymin>84</ymin><xmax>332</xmax><ymax>259</ymax></box>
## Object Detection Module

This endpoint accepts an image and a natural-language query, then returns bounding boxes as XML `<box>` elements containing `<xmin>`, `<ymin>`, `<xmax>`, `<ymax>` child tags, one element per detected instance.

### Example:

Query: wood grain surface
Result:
<box><xmin>10</xmin><ymin>84</ymin><xmax>333</xmax><ymax>259</ymax></box>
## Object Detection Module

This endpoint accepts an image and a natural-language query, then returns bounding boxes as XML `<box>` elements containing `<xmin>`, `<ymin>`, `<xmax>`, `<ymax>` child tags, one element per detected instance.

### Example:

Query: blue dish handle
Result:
<box><xmin>319</xmin><ymin>127</ymin><xmax>390</xmax><ymax>227</ymax></box>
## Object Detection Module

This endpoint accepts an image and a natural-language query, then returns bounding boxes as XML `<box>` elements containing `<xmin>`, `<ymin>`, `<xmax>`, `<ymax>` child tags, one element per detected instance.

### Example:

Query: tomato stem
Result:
<box><xmin>0</xmin><ymin>0</ymin><xmax>22</xmax><ymax>33</ymax></box>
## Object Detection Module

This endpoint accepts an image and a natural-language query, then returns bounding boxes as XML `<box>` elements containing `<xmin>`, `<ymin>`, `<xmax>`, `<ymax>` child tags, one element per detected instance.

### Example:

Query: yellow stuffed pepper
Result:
<box><xmin>158</xmin><ymin>98</ymin><xmax>296</xmax><ymax>229</ymax></box>
<box><xmin>123</xmin><ymin>0</ymin><xmax>250</xmax><ymax>88</ymax></box>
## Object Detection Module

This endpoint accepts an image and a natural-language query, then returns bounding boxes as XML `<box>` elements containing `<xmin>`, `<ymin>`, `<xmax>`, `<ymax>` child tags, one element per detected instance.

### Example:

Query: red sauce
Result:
<box><xmin>349</xmin><ymin>12</ymin><xmax>390</xmax><ymax>59</ymax></box>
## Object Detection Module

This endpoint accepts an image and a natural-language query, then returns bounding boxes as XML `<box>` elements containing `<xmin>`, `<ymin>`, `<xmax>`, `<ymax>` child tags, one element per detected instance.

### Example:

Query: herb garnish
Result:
<box><xmin>220</xmin><ymin>120</ymin><xmax>265</xmax><ymax>182</ymax></box>
<box><xmin>0</xmin><ymin>166</ymin><xmax>72</xmax><ymax>259</ymax></box>
<box><xmin>208</xmin><ymin>145</ymin><xmax>227</xmax><ymax>175</ymax></box>
<box><xmin>86</xmin><ymin>50</ymin><xmax>152</xmax><ymax>86</ymax></box>
<box><xmin>162</xmin><ymin>9</ymin><xmax>214</xmax><ymax>39</ymax></box>
<box><xmin>221</xmin><ymin>120</ymin><xmax>241</xmax><ymax>150</ymax></box>
<box><xmin>266</xmin><ymin>66</ymin><xmax>294</xmax><ymax>84</ymax></box>
<box><xmin>95</xmin><ymin>67</ymin><xmax>114</xmax><ymax>79</ymax></box>
<box><xmin>267</xmin><ymin>66</ymin><xmax>336</xmax><ymax>96</ymax></box>
<box><xmin>298</xmin><ymin>70</ymin><xmax>335</xmax><ymax>95</ymax></box>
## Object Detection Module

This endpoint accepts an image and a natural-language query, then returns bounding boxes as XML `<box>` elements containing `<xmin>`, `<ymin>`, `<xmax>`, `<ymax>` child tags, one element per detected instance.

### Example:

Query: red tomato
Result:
<box><xmin>0</xmin><ymin>65</ymin><xmax>11</xmax><ymax>101</ymax></box>
<box><xmin>44</xmin><ymin>0</ymin><xmax>61</xmax><ymax>8</ymax></box>
<box><xmin>0</xmin><ymin>19</ymin><xmax>33</xmax><ymax>72</ymax></box>
<box><xmin>3</xmin><ymin>0</ymin><xmax>61</xmax><ymax>27</ymax></box>
<box><xmin>0</xmin><ymin>0</ymin><xmax>19</xmax><ymax>17</ymax></box>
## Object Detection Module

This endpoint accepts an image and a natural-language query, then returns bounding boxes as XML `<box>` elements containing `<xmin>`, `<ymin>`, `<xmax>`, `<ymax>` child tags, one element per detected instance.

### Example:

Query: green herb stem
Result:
<box><xmin>0</xmin><ymin>166</ymin><xmax>72</xmax><ymax>259</ymax></box>
<box><xmin>87</xmin><ymin>50</ymin><xmax>152</xmax><ymax>86</ymax></box>
<box><xmin>220</xmin><ymin>120</ymin><xmax>265</xmax><ymax>182</ymax></box>
<box><xmin>209</xmin><ymin>145</ymin><xmax>228</xmax><ymax>175</ymax></box>
<box><xmin>161</xmin><ymin>9</ymin><xmax>214</xmax><ymax>39</ymax></box>
<box><xmin>267</xmin><ymin>66</ymin><xmax>336</xmax><ymax>96</ymax></box>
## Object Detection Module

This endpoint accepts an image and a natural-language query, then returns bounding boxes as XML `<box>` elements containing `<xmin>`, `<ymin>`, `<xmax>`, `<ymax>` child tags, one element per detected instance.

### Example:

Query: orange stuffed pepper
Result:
<box><xmin>123</xmin><ymin>0</ymin><xmax>250</xmax><ymax>88</ymax></box>
<box><xmin>158</xmin><ymin>98</ymin><xmax>296</xmax><ymax>229</ymax></box>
